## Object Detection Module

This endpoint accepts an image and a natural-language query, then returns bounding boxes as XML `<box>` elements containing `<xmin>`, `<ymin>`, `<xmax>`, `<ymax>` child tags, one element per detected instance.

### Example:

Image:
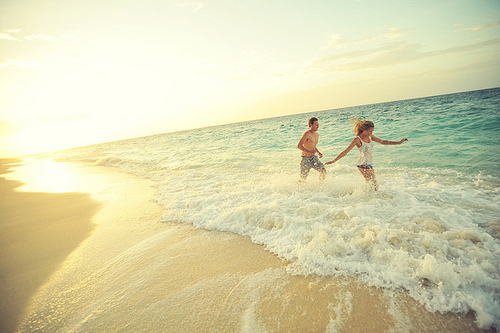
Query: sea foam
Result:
<box><xmin>49</xmin><ymin>88</ymin><xmax>500</xmax><ymax>329</ymax></box>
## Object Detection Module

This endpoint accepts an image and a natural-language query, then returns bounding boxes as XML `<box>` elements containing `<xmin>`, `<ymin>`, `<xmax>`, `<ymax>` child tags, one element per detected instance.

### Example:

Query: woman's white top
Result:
<box><xmin>356</xmin><ymin>136</ymin><xmax>374</xmax><ymax>166</ymax></box>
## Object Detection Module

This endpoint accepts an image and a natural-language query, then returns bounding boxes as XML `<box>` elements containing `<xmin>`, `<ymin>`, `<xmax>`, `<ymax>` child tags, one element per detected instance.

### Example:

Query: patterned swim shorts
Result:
<box><xmin>300</xmin><ymin>155</ymin><xmax>325</xmax><ymax>179</ymax></box>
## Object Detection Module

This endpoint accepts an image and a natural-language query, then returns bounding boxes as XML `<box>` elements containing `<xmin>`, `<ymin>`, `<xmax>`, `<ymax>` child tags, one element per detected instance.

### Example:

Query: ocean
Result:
<box><xmin>44</xmin><ymin>87</ymin><xmax>500</xmax><ymax>330</ymax></box>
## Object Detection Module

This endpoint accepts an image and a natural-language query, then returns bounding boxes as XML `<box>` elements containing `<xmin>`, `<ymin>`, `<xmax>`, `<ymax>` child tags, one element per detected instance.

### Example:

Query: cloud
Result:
<box><xmin>0</xmin><ymin>32</ymin><xmax>19</xmax><ymax>41</ymax></box>
<box><xmin>360</xmin><ymin>27</ymin><xmax>405</xmax><ymax>43</ymax></box>
<box><xmin>322</xmin><ymin>34</ymin><xmax>347</xmax><ymax>49</ymax></box>
<box><xmin>174</xmin><ymin>1</ymin><xmax>204</xmax><ymax>12</ymax></box>
<box><xmin>302</xmin><ymin>40</ymin><xmax>414</xmax><ymax>73</ymax></box>
<box><xmin>301</xmin><ymin>37</ymin><xmax>500</xmax><ymax>74</ymax></box>
<box><xmin>24</xmin><ymin>33</ymin><xmax>75</xmax><ymax>42</ymax></box>
<box><xmin>0</xmin><ymin>29</ymin><xmax>75</xmax><ymax>43</ymax></box>
<box><xmin>322</xmin><ymin>27</ymin><xmax>405</xmax><ymax>49</ymax></box>
<box><xmin>456</xmin><ymin>20</ymin><xmax>500</xmax><ymax>32</ymax></box>
<box><xmin>24</xmin><ymin>34</ymin><xmax>57</xmax><ymax>42</ymax></box>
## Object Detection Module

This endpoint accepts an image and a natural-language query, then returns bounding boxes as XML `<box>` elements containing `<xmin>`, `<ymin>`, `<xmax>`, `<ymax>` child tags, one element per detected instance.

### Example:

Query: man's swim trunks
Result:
<box><xmin>300</xmin><ymin>155</ymin><xmax>325</xmax><ymax>179</ymax></box>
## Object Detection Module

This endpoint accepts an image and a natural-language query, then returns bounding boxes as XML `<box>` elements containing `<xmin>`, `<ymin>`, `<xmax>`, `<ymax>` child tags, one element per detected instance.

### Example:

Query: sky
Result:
<box><xmin>1</xmin><ymin>0</ymin><xmax>499</xmax><ymax>157</ymax></box>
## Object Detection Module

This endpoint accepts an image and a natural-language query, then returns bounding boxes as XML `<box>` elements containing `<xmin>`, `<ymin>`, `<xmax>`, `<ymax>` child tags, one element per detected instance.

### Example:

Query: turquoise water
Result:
<box><xmin>47</xmin><ymin>87</ymin><xmax>499</xmax><ymax>329</ymax></box>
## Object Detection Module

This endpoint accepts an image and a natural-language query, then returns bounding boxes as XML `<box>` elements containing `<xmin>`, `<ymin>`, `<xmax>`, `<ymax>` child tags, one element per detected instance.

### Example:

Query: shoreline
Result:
<box><xmin>0</xmin><ymin>158</ymin><xmax>489</xmax><ymax>332</ymax></box>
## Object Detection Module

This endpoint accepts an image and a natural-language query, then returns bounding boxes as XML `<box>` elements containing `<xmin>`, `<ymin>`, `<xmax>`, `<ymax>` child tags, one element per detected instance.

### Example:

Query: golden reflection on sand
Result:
<box><xmin>2</xmin><ymin>158</ymin><xmax>81</xmax><ymax>193</ymax></box>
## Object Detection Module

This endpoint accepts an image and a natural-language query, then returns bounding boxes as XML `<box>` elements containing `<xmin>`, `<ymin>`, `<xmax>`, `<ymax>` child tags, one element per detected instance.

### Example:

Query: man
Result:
<box><xmin>297</xmin><ymin>117</ymin><xmax>327</xmax><ymax>180</ymax></box>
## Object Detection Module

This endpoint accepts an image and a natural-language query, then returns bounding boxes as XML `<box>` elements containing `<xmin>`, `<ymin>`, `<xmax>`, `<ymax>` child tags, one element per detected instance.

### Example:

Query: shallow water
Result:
<box><xmin>46</xmin><ymin>87</ymin><xmax>500</xmax><ymax>330</ymax></box>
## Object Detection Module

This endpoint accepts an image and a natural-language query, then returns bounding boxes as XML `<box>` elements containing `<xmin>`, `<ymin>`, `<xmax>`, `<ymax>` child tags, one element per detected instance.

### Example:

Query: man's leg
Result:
<box><xmin>300</xmin><ymin>157</ymin><xmax>311</xmax><ymax>180</ymax></box>
<box><xmin>311</xmin><ymin>155</ymin><xmax>326</xmax><ymax>181</ymax></box>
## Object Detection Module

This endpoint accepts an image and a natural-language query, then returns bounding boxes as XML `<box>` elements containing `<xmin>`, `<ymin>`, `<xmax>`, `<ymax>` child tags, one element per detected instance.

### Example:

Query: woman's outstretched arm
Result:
<box><xmin>371</xmin><ymin>135</ymin><xmax>408</xmax><ymax>145</ymax></box>
<box><xmin>325</xmin><ymin>137</ymin><xmax>360</xmax><ymax>165</ymax></box>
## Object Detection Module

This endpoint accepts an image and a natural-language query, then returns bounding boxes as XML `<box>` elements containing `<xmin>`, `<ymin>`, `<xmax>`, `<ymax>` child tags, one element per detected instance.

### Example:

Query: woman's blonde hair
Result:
<box><xmin>351</xmin><ymin>118</ymin><xmax>375</xmax><ymax>136</ymax></box>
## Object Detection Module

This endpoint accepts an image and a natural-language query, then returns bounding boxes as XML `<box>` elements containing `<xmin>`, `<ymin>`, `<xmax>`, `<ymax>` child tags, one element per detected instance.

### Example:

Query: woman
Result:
<box><xmin>326</xmin><ymin>119</ymin><xmax>408</xmax><ymax>190</ymax></box>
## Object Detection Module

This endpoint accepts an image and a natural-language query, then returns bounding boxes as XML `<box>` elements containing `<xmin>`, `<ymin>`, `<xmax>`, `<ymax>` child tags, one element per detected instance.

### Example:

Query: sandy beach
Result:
<box><xmin>0</xmin><ymin>158</ymin><xmax>489</xmax><ymax>332</ymax></box>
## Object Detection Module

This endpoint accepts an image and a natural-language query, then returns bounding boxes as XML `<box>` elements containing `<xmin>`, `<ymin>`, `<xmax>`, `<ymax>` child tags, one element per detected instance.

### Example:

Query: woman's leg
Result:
<box><xmin>357</xmin><ymin>167</ymin><xmax>378</xmax><ymax>190</ymax></box>
<box><xmin>319</xmin><ymin>167</ymin><xmax>327</xmax><ymax>180</ymax></box>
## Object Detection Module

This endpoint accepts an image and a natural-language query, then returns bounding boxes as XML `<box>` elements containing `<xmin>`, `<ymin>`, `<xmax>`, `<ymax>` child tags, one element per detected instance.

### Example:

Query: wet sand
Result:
<box><xmin>0</xmin><ymin>159</ymin><xmax>99</xmax><ymax>332</ymax></box>
<box><xmin>0</xmin><ymin>158</ymin><xmax>488</xmax><ymax>332</ymax></box>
